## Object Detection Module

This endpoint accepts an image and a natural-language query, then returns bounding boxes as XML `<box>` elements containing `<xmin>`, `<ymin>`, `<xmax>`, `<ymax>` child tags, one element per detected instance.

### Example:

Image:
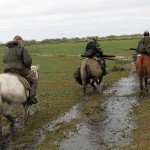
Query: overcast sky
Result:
<box><xmin>0</xmin><ymin>0</ymin><xmax>150</xmax><ymax>42</ymax></box>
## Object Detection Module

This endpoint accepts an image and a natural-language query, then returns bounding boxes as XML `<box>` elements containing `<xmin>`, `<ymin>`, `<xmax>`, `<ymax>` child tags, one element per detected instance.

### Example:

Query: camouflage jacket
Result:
<box><xmin>85</xmin><ymin>41</ymin><xmax>103</xmax><ymax>58</ymax></box>
<box><xmin>3</xmin><ymin>41</ymin><xmax>32</xmax><ymax>72</ymax></box>
<box><xmin>137</xmin><ymin>36</ymin><xmax>150</xmax><ymax>54</ymax></box>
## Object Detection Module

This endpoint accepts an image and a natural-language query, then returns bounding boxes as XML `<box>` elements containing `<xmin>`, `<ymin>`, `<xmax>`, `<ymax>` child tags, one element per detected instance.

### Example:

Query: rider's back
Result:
<box><xmin>3</xmin><ymin>41</ymin><xmax>32</xmax><ymax>72</ymax></box>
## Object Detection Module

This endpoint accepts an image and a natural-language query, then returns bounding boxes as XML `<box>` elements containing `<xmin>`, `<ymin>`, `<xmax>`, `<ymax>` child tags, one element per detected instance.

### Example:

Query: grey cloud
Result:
<box><xmin>0</xmin><ymin>0</ymin><xmax>150</xmax><ymax>42</ymax></box>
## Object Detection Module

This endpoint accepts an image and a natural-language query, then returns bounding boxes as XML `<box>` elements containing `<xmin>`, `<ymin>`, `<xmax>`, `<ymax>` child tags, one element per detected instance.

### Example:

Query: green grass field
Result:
<box><xmin>15</xmin><ymin>39</ymin><xmax>139</xmax><ymax>55</ymax></box>
<box><xmin>0</xmin><ymin>39</ymin><xmax>149</xmax><ymax>149</ymax></box>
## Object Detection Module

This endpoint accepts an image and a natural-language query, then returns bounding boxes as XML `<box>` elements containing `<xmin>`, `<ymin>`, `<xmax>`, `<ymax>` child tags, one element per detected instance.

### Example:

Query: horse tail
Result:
<box><xmin>84</xmin><ymin>59</ymin><xmax>89</xmax><ymax>76</ymax></box>
<box><xmin>81</xmin><ymin>58</ymin><xmax>88</xmax><ymax>78</ymax></box>
<box><xmin>80</xmin><ymin>58</ymin><xmax>89</xmax><ymax>84</ymax></box>
<box><xmin>80</xmin><ymin>59</ymin><xmax>89</xmax><ymax>93</ymax></box>
<box><xmin>137</xmin><ymin>55</ymin><xmax>144</xmax><ymax>77</ymax></box>
<box><xmin>140</xmin><ymin>55</ymin><xmax>148</xmax><ymax>76</ymax></box>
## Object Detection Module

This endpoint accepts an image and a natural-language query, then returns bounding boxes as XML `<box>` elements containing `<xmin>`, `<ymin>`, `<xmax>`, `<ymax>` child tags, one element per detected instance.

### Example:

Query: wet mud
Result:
<box><xmin>59</xmin><ymin>74</ymin><xmax>139</xmax><ymax>150</ymax></box>
<box><xmin>59</xmin><ymin>121</ymin><xmax>104</xmax><ymax>150</ymax></box>
<box><xmin>24</xmin><ymin>103</ymin><xmax>83</xmax><ymax>150</ymax></box>
<box><xmin>0</xmin><ymin>111</ymin><xmax>38</xmax><ymax>150</ymax></box>
<box><xmin>44</xmin><ymin>104</ymin><xmax>80</xmax><ymax>131</ymax></box>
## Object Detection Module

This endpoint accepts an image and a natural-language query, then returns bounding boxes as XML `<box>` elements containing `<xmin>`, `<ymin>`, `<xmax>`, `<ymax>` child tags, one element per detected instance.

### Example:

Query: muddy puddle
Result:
<box><xmin>44</xmin><ymin>104</ymin><xmax>80</xmax><ymax>131</ymax></box>
<box><xmin>59</xmin><ymin>121</ymin><xmax>104</xmax><ymax>150</ymax></box>
<box><xmin>59</xmin><ymin>74</ymin><xmax>139</xmax><ymax>150</ymax></box>
<box><xmin>24</xmin><ymin>103</ymin><xmax>83</xmax><ymax>150</ymax></box>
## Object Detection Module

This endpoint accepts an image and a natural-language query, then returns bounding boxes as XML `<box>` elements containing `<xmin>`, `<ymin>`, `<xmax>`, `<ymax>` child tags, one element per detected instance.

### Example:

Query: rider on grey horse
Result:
<box><xmin>3</xmin><ymin>35</ymin><xmax>38</xmax><ymax>105</ymax></box>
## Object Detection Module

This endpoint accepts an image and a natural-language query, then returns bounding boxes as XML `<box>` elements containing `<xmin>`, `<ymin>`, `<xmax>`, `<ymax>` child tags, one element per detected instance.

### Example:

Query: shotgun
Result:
<box><xmin>130</xmin><ymin>48</ymin><xmax>137</xmax><ymax>51</ymax></box>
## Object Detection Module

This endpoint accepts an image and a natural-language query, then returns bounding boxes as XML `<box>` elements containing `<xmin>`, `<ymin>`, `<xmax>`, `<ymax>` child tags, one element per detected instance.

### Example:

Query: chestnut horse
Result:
<box><xmin>135</xmin><ymin>54</ymin><xmax>150</xmax><ymax>96</ymax></box>
<box><xmin>80</xmin><ymin>58</ymin><xmax>103</xmax><ymax>94</ymax></box>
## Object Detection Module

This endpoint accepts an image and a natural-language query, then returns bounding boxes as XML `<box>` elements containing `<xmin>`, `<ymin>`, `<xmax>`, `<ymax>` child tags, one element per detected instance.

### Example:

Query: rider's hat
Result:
<box><xmin>13</xmin><ymin>35</ymin><xmax>23</xmax><ymax>41</ymax></box>
<box><xmin>143</xmin><ymin>30</ymin><xmax>149</xmax><ymax>36</ymax></box>
<box><xmin>92</xmin><ymin>36</ymin><xmax>98</xmax><ymax>41</ymax></box>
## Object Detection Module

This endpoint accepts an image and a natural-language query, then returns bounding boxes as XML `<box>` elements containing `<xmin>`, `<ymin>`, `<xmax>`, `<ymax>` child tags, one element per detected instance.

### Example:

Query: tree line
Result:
<box><xmin>0</xmin><ymin>34</ymin><xmax>142</xmax><ymax>46</ymax></box>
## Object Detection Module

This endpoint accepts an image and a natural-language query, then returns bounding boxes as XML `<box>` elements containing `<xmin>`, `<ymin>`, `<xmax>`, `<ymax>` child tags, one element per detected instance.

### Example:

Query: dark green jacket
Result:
<box><xmin>85</xmin><ymin>41</ymin><xmax>103</xmax><ymax>58</ymax></box>
<box><xmin>3</xmin><ymin>41</ymin><xmax>32</xmax><ymax>72</ymax></box>
<box><xmin>137</xmin><ymin>36</ymin><xmax>150</xmax><ymax>54</ymax></box>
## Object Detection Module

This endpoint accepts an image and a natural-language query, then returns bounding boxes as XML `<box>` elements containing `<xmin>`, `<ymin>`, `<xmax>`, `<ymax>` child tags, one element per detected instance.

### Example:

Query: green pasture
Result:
<box><xmin>20</xmin><ymin>39</ymin><xmax>138</xmax><ymax>55</ymax></box>
<box><xmin>0</xmin><ymin>39</ymin><xmax>149</xmax><ymax>149</ymax></box>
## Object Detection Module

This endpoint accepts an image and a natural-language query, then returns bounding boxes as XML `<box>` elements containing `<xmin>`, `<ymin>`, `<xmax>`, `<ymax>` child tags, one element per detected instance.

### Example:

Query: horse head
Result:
<box><xmin>30</xmin><ymin>65</ymin><xmax>40</xmax><ymax>80</ymax></box>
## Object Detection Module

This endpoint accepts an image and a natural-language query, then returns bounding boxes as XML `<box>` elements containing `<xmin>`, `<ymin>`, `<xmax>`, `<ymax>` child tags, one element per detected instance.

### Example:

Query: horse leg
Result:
<box><xmin>139</xmin><ymin>76</ymin><xmax>144</xmax><ymax>97</ymax></box>
<box><xmin>4</xmin><ymin>115</ymin><xmax>15</xmax><ymax>141</ymax></box>
<box><xmin>83</xmin><ymin>83</ymin><xmax>87</xmax><ymax>94</ymax></box>
<box><xmin>90</xmin><ymin>77</ymin><xmax>98</xmax><ymax>91</ymax></box>
<box><xmin>3</xmin><ymin>104</ymin><xmax>19</xmax><ymax>149</ymax></box>
<box><xmin>5</xmin><ymin>103</ymin><xmax>17</xmax><ymax>116</ymax></box>
<box><xmin>4</xmin><ymin>104</ymin><xmax>17</xmax><ymax>141</ymax></box>
<box><xmin>97</xmin><ymin>76</ymin><xmax>103</xmax><ymax>91</ymax></box>
<box><xmin>144</xmin><ymin>76</ymin><xmax>148</xmax><ymax>94</ymax></box>
<box><xmin>23</xmin><ymin>104</ymin><xmax>29</xmax><ymax>125</ymax></box>
<box><xmin>82</xmin><ymin>79</ymin><xmax>87</xmax><ymax>94</ymax></box>
<box><xmin>90</xmin><ymin>79</ymin><xmax>97</xmax><ymax>91</ymax></box>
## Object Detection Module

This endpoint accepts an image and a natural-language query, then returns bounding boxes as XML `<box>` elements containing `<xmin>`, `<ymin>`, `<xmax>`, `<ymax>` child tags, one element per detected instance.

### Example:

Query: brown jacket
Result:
<box><xmin>3</xmin><ymin>41</ymin><xmax>32</xmax><ymax>72</ymax></box>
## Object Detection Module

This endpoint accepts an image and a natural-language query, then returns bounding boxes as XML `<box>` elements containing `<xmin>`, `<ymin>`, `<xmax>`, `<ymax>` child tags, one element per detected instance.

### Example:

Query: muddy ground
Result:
<box><xmin>1</xmin><ymin>72</ymin><xmax>140</xmax><ymax>150</ymax></box>
<box><xmin>58</xmin><ymin>74</ymin><xmax>139</xmax><ymax>150</ymax></box>
<box><xmin>0</xmin><ymin>39</ymin><xmax>144</xmax><ymax>150</ymax></box>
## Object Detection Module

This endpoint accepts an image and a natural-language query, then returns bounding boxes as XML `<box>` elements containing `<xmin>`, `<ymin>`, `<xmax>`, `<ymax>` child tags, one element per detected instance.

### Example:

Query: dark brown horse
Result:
<box><xmin>80</xmin><ymin>58</ymin><xmax>103</xmax><ymax>94</ymax></box>
<box><xmin>135</xmin><ymin>54</ymin><xmax>150</xmax><ymax>96</ymax></box>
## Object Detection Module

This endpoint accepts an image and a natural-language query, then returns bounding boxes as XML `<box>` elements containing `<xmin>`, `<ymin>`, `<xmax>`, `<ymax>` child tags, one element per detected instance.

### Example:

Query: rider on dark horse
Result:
<box><xmin>133</xmin><ymin>31</ymin><xmax>150</xmax><ymax>60</ymax></box>
<box><xmin>134</xmin><ymin>31</ymin><xmax>150</xmax><ymax>94</ymax></box>
<box><xmin>74</xmin><ymin>37</ymin><xmax>107</xmax><ymax>84</ymax></box>
<box><xmin>81</xmin><ymin>37</ymin><xmax>107</xmax><ymax>75</ymax></box>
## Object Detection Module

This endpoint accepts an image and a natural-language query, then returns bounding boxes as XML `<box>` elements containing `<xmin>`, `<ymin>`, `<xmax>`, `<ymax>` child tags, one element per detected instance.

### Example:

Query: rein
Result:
<box><xmin>26</xmin><ymin>70</ymin><xmax>34</xmax><ymax>78</ymax></box>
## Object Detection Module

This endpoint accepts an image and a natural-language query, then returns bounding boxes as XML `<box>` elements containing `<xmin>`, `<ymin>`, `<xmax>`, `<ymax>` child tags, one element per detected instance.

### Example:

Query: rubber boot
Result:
<box><xmin>27</xmin><ymin>80</ymin><xmax>38</xmax><ymax>105</ymax></box>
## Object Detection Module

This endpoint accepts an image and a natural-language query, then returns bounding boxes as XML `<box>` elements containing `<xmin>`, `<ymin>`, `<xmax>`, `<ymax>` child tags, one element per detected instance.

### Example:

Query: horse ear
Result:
<box><xmin>37</xmin><ymin>64</ymin><xmax>40</xmax><ymax>69</ymax></box>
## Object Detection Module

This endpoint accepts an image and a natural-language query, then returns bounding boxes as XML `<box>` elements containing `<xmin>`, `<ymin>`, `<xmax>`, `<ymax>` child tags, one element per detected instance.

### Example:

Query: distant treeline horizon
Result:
<box><xmin>0</xmin><ymin>33</ymin><xmax>142</xmax><ymax>46</ymax></box>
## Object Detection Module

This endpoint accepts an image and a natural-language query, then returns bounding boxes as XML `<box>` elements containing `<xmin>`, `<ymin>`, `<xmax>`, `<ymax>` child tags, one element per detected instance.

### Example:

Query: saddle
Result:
<box><xmin>17</xmin><ymin>76</ymin><xmax>31</xmax><ymax>90</ymax></box>
<box><xmin>92</xmin><ymin>57</ymin><xmax>100</xmax><ymax>61</ymax></box>
<box><xmin>9</xmin><ymin>73</ymin><xmax>31</xmax><ymax>91</ymax></box>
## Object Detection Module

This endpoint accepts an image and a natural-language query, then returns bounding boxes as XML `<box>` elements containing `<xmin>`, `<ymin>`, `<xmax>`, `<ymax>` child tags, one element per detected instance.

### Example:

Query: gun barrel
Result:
<box><xmin>130</xmin><ymin>48</ymin><xmax>137</xmax><ymax>50</ymax></box>
<box><xmin>105</xmin><ymin>57</ymin><xmax>117</xmax><ymax>61</ymax></box>
<box><xmin>102</xmin><ymin>54</ymin><xmax>116</xmax><ymax>57</ymax></box>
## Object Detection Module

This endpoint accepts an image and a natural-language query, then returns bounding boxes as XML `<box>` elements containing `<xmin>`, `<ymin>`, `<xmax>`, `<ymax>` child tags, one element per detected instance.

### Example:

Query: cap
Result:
<box><xmin>13</xmin><ymin>35</ymin><xmax>23</xmax><ymax>41</ymax></box>
<box><xmin>143</xmin><ymin>31</ymin><xmax>149</xmax><ymax>36</ymax></box>
<box><xmin>92</xmin><ymin>36</ymin><xmax>98</xmax><ymax>41</ymax></box>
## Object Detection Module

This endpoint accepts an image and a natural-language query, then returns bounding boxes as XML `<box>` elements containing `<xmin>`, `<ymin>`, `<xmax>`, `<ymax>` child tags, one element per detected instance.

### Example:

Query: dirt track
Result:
<box><xmin>59</xmin><ymin>73</ymin><xmax>139</xmax><ymax>150</ymax></box>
